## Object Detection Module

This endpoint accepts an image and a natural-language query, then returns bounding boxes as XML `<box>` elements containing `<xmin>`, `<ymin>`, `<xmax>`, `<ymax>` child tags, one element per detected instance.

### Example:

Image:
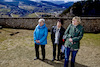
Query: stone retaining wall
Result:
<box><xmin>0</xmin><ymin>17</ymin><xmax>100</xmax><ymax>33</ymax></box>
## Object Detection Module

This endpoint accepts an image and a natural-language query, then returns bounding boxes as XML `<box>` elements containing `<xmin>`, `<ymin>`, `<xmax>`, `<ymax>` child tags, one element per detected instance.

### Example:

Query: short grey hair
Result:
<box><xmin>38</xmin><ymin>19</ymin><xmax>45</xmax><ymax>23</ymax></box>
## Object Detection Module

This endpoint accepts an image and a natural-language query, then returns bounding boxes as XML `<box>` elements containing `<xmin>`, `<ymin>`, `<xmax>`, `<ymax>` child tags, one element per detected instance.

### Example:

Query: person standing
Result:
<box><xmin>51</xmin><ymin>19</ymin><xmax>65</xmax><ymax>61</ymax></box>
<box><xmin>64</xmin><ymin>16</ymin><xmax>84</xmax><ymax>67</ymax></box>
<box><xmin>34</xmin><ymin>18</ymin><xmax>48</xmax><ymax>61</ymax></box>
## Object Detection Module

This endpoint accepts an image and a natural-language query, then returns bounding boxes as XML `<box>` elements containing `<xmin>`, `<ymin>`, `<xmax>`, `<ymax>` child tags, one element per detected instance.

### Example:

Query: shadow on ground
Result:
<box><xmin>2</xmin><ymin>29</ymin><xmax>20</xmax><ymax>36</ymax></box>
<box><xmin>40</xmin><ymin>59</ymin><xmax>88</xmax><ymax>67</ymax></box>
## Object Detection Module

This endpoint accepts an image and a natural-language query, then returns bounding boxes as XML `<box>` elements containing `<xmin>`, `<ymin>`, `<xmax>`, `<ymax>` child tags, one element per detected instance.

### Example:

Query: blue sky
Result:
<box><xmin>4</xmin><ymin>0</ymin><xmax>81</xmax><ymax>2</ymax></box>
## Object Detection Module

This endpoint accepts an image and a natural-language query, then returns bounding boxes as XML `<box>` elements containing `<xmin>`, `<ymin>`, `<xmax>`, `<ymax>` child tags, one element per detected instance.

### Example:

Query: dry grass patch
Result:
<box><xmin>0</xmin><ymin>28</ymin><xmax>100</xmax><ymax>67</ymax></box>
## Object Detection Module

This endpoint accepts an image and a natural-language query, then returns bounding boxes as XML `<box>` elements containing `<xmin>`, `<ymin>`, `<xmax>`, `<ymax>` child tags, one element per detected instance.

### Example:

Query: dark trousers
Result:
<box><xmin>35</xmin><ymin>44</ymin><xmax>45</xmax><ymax>59</ymax></box>
<box><xmin>53</xmin><ymin>44</ymin><xmax>61</xmax><ymax>60</ymax></box>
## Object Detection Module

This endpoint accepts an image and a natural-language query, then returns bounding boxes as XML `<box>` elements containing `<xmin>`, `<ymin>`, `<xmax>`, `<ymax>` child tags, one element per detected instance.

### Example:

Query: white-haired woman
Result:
<box><xmin>64</xmin><ymin>16</ymin><xmax>84</xmax><ymax>67</ymax></box>
<box><xmin>34</xmin><ymin>18</ymin><xmax>48</xmax><ymax>61</ymax></box>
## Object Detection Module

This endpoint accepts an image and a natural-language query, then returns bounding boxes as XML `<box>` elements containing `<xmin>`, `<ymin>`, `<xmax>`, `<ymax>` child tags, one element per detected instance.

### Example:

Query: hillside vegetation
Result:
<box><xmin>61</xmin><ymin>1</ymin><xmax>100</xmax><ymax>17</ymax></box>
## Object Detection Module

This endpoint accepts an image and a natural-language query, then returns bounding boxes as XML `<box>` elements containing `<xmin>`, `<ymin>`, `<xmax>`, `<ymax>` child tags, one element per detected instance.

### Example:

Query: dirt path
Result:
<box><xmin>0</xmin><ymin>28</ymin><xmax>100</xmax><ymax>67</ymax></box>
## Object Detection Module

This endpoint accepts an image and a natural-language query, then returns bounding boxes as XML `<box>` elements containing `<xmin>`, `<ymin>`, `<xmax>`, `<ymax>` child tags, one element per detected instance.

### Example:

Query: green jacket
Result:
<box><xmin>64</xmin><ymin>24</ymin><xmax>84</xmax><ymax>49</ymax></box>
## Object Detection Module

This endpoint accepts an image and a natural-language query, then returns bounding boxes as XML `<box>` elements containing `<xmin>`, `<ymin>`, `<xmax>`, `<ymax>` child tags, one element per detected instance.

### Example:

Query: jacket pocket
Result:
<box><xmin>65</xmin><ymin>39</ymin><xmax>72</xmax><ymax>47</ymax></box>
<box><xmin>71</xmin><ymin>42</ymin><xmax>79</xmax><ymax>49</ymax></box>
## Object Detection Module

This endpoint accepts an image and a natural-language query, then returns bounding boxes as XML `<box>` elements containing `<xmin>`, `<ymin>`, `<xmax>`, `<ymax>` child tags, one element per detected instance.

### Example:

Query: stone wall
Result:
<box><xmin>0</xmin><ymin>17</ymin><xmax>100</xmax><ymax>33</ymax></box>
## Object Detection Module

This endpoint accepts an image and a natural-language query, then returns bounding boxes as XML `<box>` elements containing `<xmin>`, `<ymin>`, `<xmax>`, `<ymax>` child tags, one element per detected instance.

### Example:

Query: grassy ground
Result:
<box><xmin>27</xmin><ymin>12</ymin><xmax>51</xmax><ymax>18</ymax></box>
<box><xmin>11</xmin><ymin>14</ymin><xmax>20</xmax><ymax>18</ymax></box>
<box><xmin>27</xmin><ymin>13</ymin><xmax>37</xmax><ymax>18</ymax></box>
<box><xmin>0</xmin><ymin>28</ymin><xmax>100</xmax><ymax>67</ymax></box>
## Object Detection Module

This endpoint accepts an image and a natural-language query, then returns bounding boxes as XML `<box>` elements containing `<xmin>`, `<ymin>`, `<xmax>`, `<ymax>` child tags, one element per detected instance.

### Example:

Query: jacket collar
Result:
<box><xmin>72</xmin><ymin>24</ymin><xmax>80</xmax><ymax>28</ymax></box>
<box><xmin>37</xmin><ymin>24</ymin><xmax>46</xmax><ymax>29</ymax></box>
<box><xmin>55</xmin><ymin>26</ymin><xmax>63</xmax><ymax>32</ymax></box>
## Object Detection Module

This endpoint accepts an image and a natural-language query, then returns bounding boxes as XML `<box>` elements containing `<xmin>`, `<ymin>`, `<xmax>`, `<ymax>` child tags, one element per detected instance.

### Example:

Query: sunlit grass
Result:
<box><xmin>12</xmin><ymin>14</ymin><xmax>19</xmax><ymax>17</ymax></box>
<box><xmin>27</xmin><ymin>12</ymin><xmax>51</xmax><ymax>17</ymax></box>
<box><xmin>0</xmin><ymin>28</ymin><xmax>100</xmax><ymax>50</ymax></box>
<box><xmin>81</xmin><ymin>33</ymin><xmax>100</xmax><ymax>46</ymax></box>
<box><xmin>0</xmin><ymin>9</ymin><xmax>10</xmax><ymax>12</ymax></box>
<box><xmin>0</xmin><ymin>28</ymin><xmax>100</xmax><ymax>67</ymax></box>
<box><xmin>27</xmin><ymin>13</ymin><xmax>37</xmax><ymax>17</ymax></box>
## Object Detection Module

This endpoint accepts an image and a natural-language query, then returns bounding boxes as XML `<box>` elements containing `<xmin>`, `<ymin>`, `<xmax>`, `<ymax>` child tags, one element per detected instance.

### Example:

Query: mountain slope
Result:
<box><xmin>61</xmin><ymin>1</ymin><xmax>100</xmax><ymax>17</ymax></box>
<box><xmin>49</xmin><ymin>1</ymin><xmax>65</xmax><ymax>5</ymax></box>
<box><xmin>41</xmin><ymin>1</ymin><xmax>63</xmax><ymax>8</ymax></box>
<box><xmin>0</xmin><ymin>0</ymin><xmax>74</xmax><ymax>17</ymax></box>
<box><xmin>60</xmin><ymin>2</ymin><xmax>74</xmax><ymax>8</ymax></box>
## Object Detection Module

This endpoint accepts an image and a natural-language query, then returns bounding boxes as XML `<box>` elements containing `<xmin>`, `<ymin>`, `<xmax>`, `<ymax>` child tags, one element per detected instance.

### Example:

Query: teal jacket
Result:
<box><xmin>34</xmin><ymin>24</ymin><xmax>48</xmax><ymax>45</ymax></box>
<box><xmin>64</xmin><ymin>24</ymin><xmax>84</xmax><ymax>49</ymax></box>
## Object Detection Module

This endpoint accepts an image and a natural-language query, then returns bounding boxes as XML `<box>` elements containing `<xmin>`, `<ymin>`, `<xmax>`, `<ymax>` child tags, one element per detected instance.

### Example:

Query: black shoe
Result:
<box><xmin>57</xmin><ymin>58</ymin><xmax>60</xmax><ymax>61</ymax></box>
<box><xmin>34</xmin><ymin>57</ymin><xmax>39</xmax><ymax>60</ymax></box>
<box><xmin>52</xmin><ymin>58</ymin><xmax>56</xmax><ymax>61</ymax></box>
<box><xmin>57</xmin><ymin>59</ymin><xmax>60</xmax><ymax>61</ymax></box>
<box><xmin>42</xmin><ymin>58</ymin><xmax>45</xmax><ymax>61</ymax></box>
<box><xmin>71</xmin><ymin>62</ymin><xmax>75</xmax><ymax>67</ymax></box>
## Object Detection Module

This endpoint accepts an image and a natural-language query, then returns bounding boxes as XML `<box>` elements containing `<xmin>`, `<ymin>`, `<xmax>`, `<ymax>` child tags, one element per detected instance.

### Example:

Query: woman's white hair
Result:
<box><xmin>38</xmin><ymin>19</ymin><xmax>45</xmax><ymax>23</ymax></box>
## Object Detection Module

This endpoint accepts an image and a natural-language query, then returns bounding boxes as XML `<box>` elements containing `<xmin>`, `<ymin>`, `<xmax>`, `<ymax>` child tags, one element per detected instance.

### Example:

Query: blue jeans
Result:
<box><xmin>64</xmin><ymin>47</ymin><xmax>78</xmax><ymax>67</ymax></box>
